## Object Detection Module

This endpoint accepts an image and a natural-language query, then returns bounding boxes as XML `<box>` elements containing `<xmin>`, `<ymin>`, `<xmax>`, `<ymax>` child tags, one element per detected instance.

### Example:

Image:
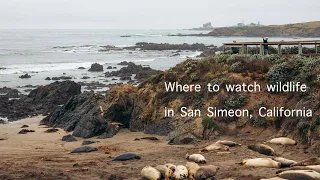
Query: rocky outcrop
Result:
<box><xmin>19</xmin><ymin>74</ymin><xmax>31</xmax><ymax>79</ymax></box>
<box><xmin>0</xmin><ymin>87</ymin><xmax>21</xmax><ymax>98</ymax></box>
<box><xmin>105</xmin><ymin>62</ymin><xmax>162</xmax><ymax>81</ymax></box>
<box><xmin>125</xmin><ymin>42</ymin><xmax>208</xmax><ymax>51</ymax></box>
<box><xmin>41</xmin><ymin>85</ymin><xmax>136</xmax><ymax>138</ymax></box>
<box><xmin>0</xmin><ymin>81</ymin><xmax>81</xmax><ymax>121</ymax></box>
<box><xmin>88</xmin><ymin>63</ymin><xmax>103</xmax><ymax>72</ymax></box>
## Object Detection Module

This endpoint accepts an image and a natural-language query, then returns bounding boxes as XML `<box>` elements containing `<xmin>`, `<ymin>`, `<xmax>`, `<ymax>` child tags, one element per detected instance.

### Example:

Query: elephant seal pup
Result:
<box><xmin>186</xmin><ymin>162</ymin><xmax>200</xmax><ymax>179</ymax></box>
<box><xmin>293</xmin><ymin>158</ymin><xmax>320</xmax><ymax>166</ymax></box>
<box><xmin>201</xmin><ymin>143</ymin><xmax>229</xmax><ymax>152</ymax></box>
<box><xmin>155</xmin><ymin>165</ymin><xmax>173</xmax><ymax>180</ymax></box>
<box><xmin>272</xmin><ymin>157</ymin><xmax>297</xmax><ymax>168</ymax></box>
<box><xmin>172</xmin><ymin>165</ymin><xmax>188</xmax><ymax>180</ymax></box>
<box><xmin>194</xmin><ymin>165</ymin><xmax>219</xmax><ymax>180</ymax></box>
<box><xmin>278</xmin><ymin>170</ymin><xmax>320</xmax><ymax>180</ymax></box>
<box><xmin>216</xmin><ymin>140</ymin><xmax>242</xmax><ymax>147</ymax></box>
<box><xmin>248</xmin><ymin>144</ymin><xmax>276</xmax><ymax>156</ymax></box>
<box><xmin>186</xmin><ymin>154</ymin><xmax>206</xmax><ymax>164</ymax></box>
<box><xmin>70</xmin><ymin>146</ymin><xmax>98</xmax><ymax>153</ymax></box>
<box><xmin>238</xmin><ymin>158</ymin><xmax>281</xmax><ymax>168</ymax></box>
<box><xmin>141</xmin><ymin>166</ymin><xmax>161</xmax><ymax>180</ymax></box>
<box><xmin>268</xmin><ymin>137</ymin><xmax>297</xmax><ymax>145</ymax></box>
<box><xmin>112</xmin><ymin>153</ymin><xmax>141</xmax><ymax>161</ymax></box>
<box><xmin>165</xmin><ymin>163</ymin><xmax>176</xmax><ymax>172</ymax></box>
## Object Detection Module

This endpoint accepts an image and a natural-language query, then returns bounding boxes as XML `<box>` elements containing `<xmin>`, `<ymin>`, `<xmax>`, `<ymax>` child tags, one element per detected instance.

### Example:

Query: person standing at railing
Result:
<box><xmin>263</xmin><ymin>37</ymin><xmax>269</xmax><ymax>55</ymax></box>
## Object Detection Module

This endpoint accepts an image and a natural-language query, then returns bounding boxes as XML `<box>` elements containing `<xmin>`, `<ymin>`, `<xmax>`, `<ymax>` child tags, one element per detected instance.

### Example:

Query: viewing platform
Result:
<box><xmin>223</xmin><ymin>40</ymin><xmax>320</xmax><ymax>56</ymax></box>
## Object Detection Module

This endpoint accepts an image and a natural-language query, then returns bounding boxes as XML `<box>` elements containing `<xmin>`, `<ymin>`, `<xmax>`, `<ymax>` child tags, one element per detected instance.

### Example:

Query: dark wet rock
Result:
<box><xmin>141</xmin><ymin>137</ymin><xmax>159</xmax><ymax>141</ymax></box>
<box><xmin>0</xmin><ymin>87</ymin><xmax>21</xmax><ymax>98</ymax></box>
<box><xmin>166</xmin><ymin>130</ymin><xmax>198</xmax><ymax>145</ymax></box>
<box><xmin>120</xmin><ymin>76</ymin><xmax>131</xmax><ymax>81</ymax></box>
<box><xmin>120</xmin><ymin>35</ymin><xmax>131</xmax><ymax>37</ymax></box>
<box><xmin>78</xmin><ymin>67</ymin><xmax>86</xmax><ymax>70</ymax></box>
<box><xmin>62</xmin><ymin>134</ymin><xmax>77</xmax><ymax>142</ymax></box>
<box><xmin>70</xmin><ymin>146</ymin><xmax>98</xmax><ymax>153</ymax></box>
<box><xmin>81</xmin><ymin>76</ymin><xmax>90</xmax><ymax>79</ymax></box>
<box><xmin>41</xmin><ymin>85</ymin><xmax>135</xmax><ymax>138</ymax></box>
<box><xmin>52</xmin><ymin>77</ymin><xmax>60</xmax><ymax>81</ymax></box>
<box><xmin>117</xmin><ymin>61</ymin><xmax>130</xmax><ymax>66</ymax></box>
<box><xmin>0</xmin><ymin>67</ymin><xmax>6</xmax><ymax>70</ymax></box>
<box><xmin>88</xmin><ymin>63</ymin><xmax>103</xmax><ymax>72</ymax></box>
<box><xmin>24</xmin><ymin>81</ymin><xmax>81</xmax><ymax>115</ymax></box>
<box><xmin>113</xmin><ymin>67</ymin><xmax>117</xmax><ymax>69</ymax></box>
<box><xmin>45</xmin><ymin>128</ymin><xmax>59</xmax><ymax>133</ymax></box>
<box><xmin>78</xmin><ymin>81</ymin><xmax>109</xmax><ymax>91</ymax></box>
<box><xmin>51</xmin><ymin>76</ymin><xmax>72</xmax><ymax>80</ymax></box>
<box><xmin>24</xmin><ymin>89</ymin><xmax>33</xmax><ymax>93</ymax></box>
<box><xmin>99</xmin><ymin>45</ymin><xmax>122</xmax><ymax>52</ymax></box>
<box><xmin>171</xmin><ymin>53</ymin><xmax>180</xmax><ymax>57</ymax></box>
<box><xmin>112</xmin><ymin>153</ymin><xmax>141</xmax><ymax>161</ymax></box>
<box><xmin>82</xmin><ymin>140</ymin><xmax>98</xmax><ymax>146</ymax></box>
<box><xmin>0</xmin><ymin>120</ymin><xmax>6</xmax><ymax>124</ymax></box>
<box><xmin>19</xmin><ymin>129</ymin><xmax>35</xmax><ymax>134</ymax></box>
<box><xmin>45</xmin><ymin>77</ymin><xmax>51</xmax><ymax>80</ymax></box>
<box><xmin>107</xmin><ymin>66</ymin><xmax>113</xmax><ymax>69</ymax></box>
<box><xmin>125</xmin><ymin>42</ymin><xmax>208</xmax><ymax>51</ymax></box>
<box><xmin>21</xmin><ymin>125</ymin><xmax>29</xmax><ymax>128</ymax></box>
<box><xmin>105</xmin><ymin>62</ymin><xmax>162</xmax><ymax>81</ymax></box>
<box><xmin>19</xmin><ymin>74</ymin><xmax>31</xmax><ymax>79</ymax></box>
<box><xmin>111</xmin><ymin>78</ymin><xmax>117</xmax><ymax>80</ymax></box>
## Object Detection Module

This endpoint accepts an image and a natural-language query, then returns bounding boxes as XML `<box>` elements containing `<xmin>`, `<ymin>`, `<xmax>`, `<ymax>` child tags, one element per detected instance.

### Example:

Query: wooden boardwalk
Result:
<box><xmin>223</xmin><ymin>40</ymin><xmax>320</xmax><ymax>56</ymax></box>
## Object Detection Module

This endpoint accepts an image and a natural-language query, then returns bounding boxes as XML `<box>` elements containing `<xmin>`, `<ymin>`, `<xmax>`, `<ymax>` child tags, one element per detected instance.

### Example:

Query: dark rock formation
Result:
<box><xmin>125</xmin><ymin>42</ymin><xmax>208</xmax><ymax>51</ymax></box>
<box><xmin>45</xmin><ymin>77</ymin><xmax>51</xmax><ymax>80</ymax></box>
<box><xmin>41</xmin><ymin>85</ymin><xmax>135</xmax><ymax>138</ymax></box>
<box><xmin>117</xmin><ymin>61</ymin><xmax>130</xmax><ymax>66</ymax></box>
<box><xmin>0</xmin><ymin>87</ymin><xmax>21</xmax><ymax>98</ymax></box>
<box><xmin>21</xmin><ymin>125</ymin><xmax>29</xmax><ymax>128</ymax></box>
<box><xmin>62</xmin><ymin>135</ymin><xmax>77</xmax><ymax>142</ymax></box>
<box><xmin>51</xmin><ymin>76</ymin><xmax>72</xmax><ymax>80</ymax></box>
<box><xmin>71</xmin><ymin>146</ymin><xmax>98</xmax><ymax>153</ymax></box>
<box><xmin>0</xmin><ymin>120</ymin><xmax>6</xmax><ymax>124</ymax></box>
<box><xmin>0</xmin><ymin>81</ymin><xmax>81</xmax><ymax>121</ymax></box>
<box><xmin>105</xmin><ymin>62</ymin><xmax>162</xmax><ymax>81</ymax></box>
<box><xmin>82</xmin><ymin>140</ymin><xmax>98</xmax><ymax>145</ymax></box>
<box><xmin>120</xmin><ymin>76</ymin><xmax>131</xmax><ymax>81</ymax></box>
<box><xmin>107</xmin><ymin>66</ymin><xmax>113</xmax><ymax>69</ymax></box>
<box><xmin>81</xmin><ymin>76</ymin><xmax>90</xmax><ymax>79</ymax></box>
<box><xmin>78</xmin><ymin>67</ymin><xmax>86</xmax><ymax>70</ymax></box>
<box><xmin>19</xmin><ymin>129</ymin><xmax>35</xmax><ymax>134</ymax></box>
<box><xmin>19</xmin><ymin>74</ymin><xmax>31</xmax><ymax>79</ymax></box>
<box><xmin>88</xmin><ymin>63</ymin><xmax>103</xmax><ymax>72</ymax></box>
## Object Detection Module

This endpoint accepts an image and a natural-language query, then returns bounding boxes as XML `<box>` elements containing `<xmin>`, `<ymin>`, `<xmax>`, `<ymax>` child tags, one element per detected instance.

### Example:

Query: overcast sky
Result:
<box><xmin>0</xmin><ymin>0</ymin><xmax>319</xmax><ymax>29</ymax></box>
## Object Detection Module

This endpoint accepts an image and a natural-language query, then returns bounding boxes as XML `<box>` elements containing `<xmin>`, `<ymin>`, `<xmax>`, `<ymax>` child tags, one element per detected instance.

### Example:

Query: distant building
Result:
<box><xmin>202</xmin><ymin>22</ymin><xmax>213</xmax><ymax>29</ymax></box>
<box><xmin>236</xmin><ymin>21</ymin><xmax>263</xmax><ymax>27</ymax></box>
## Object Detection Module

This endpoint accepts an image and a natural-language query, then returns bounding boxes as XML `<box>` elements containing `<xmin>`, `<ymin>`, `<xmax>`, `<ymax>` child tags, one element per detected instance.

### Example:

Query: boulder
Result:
<box><xmin>78</xmin><ymin>67</ymin><xmax>86</xmax><ymax>70</ymax></box>
<box><xmin>19</xmin><ymin>74</ymin><xmax>31</xmax><ymax>79</ymax></box>
<box><xmin>107</xmin><ymin>66</ymin><xmax>113</xmax><ymax>69</ymax></box>
<box><xmin>120</xmin><ymin>76</ymin><xmax>131</xmax><ymax>81</ymax></box>
<box><xmin>81</xmin><ymin>76</ymin><xmax>90</xmax><ymax>79</ymax></box>
<box><xmin>62</xmin><ymin>135</ymin><xmax>77</xmax><ymax>142</ymax></box>
<box><xmin>88</xmin><ymin>63</ymin><xmax>103</xmax><ymax>72</ymax></box>
<box><xmin>117</xmin><ymin>61</ymin><xmax>130</xmax><ymax>66</ymax></box>
<box><xmin>0</xmin><ymin>87</ymin><xmax>21</xmax><ymax>98</ymax></box>
<box><xmin>45</xmin><ymin>77</ymin><xmax>51</xmax><ymax>80</ymax></box>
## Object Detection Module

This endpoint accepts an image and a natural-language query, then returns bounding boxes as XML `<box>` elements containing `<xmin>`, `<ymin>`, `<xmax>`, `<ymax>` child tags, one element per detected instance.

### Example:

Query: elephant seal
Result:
<box><xmin>272</xmin><ymin>157</ymin><xmax>297</xmax><ymax>168</ymax></box>
<box><xmin>155</xmin><ymin>165</ymin><xmax>173</xmax><ymax>180</ymax></box>
<box><xmin>277</xmin><ymin>165</ymin><xmax>320</xmax><ymax>174</ymax></box>
<box><xmin>172</xmin><ymin>165</ymin><xmax>188</xmax><ymax>180</ymax></box>
<box><xmin>165</xmin><ymin>163</ymin><xmax>176</xmax><ymax>172</ymax></box>
<box><xmin>201</xmin><ymin>143</ymin><xmax>229</xmax><ymax>152</ymax></box>
<box><xmin>186</xmin><ymin>154</ymin><xmax>206</xmax><ymax>164</ymax></box>
<box><xmin>293</xmin><ymin>158</ymin><xmax>320</xmax><ymax>166</ymax></box>
<box><xmin>194</xmin><ymin>165</ymin><xmax>219</xmax><ymax>180</ymax></box>
<box><xmin>268</xmin><ymin>137</ymin><xmax>297</xmax><ymax>145</ymax></box>
<box><xmin>248</xmin><ymin>144</ymin><xmax>276</xmax><ymax>156</ymax></box>
<box><xmin>70</xmin><ymin>146</ymin><xmax>98</xmax><ymax>153</ymax></box>
<box><xmin>261</xmin><ymin>178</ymin><xmax>287</xmax><ymax>180</ymax></box>
<box><xmin>238</xmin><ymin>158</ymin><xmax>281</xmax><ymax>168</ymax></box>
<box><xmin>278</xmin><ymin>170</ymin><xmax>320</xmax><ymax>180</ymax></box>
<box><xmin>141</xmin><ymin>166</ymin><xmax>161</xmax><ymax>180</ymax></box>
<box><xmin>112</xmin><ymin>153</ymin><xmax>141</xmax><ymax>161</ymax></box>
<box><xmin>185</xmin><ymin>162</ymin><xmax>200</xmax><ymax>179</ymax></box>
<box><xmin>216</xmin><ymin>140</ymin><xmax>241</xmax><ymax>147</ymax></box>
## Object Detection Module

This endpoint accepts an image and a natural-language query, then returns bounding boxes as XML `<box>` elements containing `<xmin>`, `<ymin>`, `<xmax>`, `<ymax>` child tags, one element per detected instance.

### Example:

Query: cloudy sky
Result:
<box><xmin>0</xmin><ymin>0</ymin><xmax>319</xmax><ymax>29</ymax></box>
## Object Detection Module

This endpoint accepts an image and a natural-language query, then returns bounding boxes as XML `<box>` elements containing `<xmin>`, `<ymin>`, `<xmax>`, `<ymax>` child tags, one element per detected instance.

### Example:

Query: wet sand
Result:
<box><xmin>0</xmin><ymin>117</ymin><xmax>314</xmax><ymax>180</ymax></box>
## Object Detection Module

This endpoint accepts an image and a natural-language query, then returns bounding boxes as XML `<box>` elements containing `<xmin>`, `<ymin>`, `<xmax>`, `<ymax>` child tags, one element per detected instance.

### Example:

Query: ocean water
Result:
<box><xmin>0</xmin><ymin>29</ymin><xmax>318</xmax><ymax>91</ymax></box>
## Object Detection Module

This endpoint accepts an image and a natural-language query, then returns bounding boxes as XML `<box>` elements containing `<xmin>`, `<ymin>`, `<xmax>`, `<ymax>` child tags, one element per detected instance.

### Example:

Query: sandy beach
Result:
<box><xmin>0</xmin><ymin>117</ymin><xmax>315</xmax><ymax>180</ymax></box>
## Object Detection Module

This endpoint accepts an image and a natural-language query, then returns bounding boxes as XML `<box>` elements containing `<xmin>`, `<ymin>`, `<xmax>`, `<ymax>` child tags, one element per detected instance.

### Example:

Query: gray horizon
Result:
<box><xmin>0</xmin><ymin>0</ymin><xmax>319</xmax><ymax>29</ymax></box>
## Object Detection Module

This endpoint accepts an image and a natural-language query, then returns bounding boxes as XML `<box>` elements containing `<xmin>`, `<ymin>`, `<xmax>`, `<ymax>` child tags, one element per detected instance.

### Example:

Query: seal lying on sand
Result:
<box><xmin>272</xmin><ymin>157</ymin><xmax>297</xmax><ymax>168</ymax></box>
<box><xmin>141</xmin><ymin>166</ymin><xmax>161</xmax><ymax>180</ymax></box>
<box><xmin>216</xmin><ymin>140</ymin><xmax>241</xmax><ymax>147</ymax></box>
<box><xmin>194</xmin><ymin>165</ymin><xmax>219</xmax><ymax>180</ymax></box>
<box><xmin>155</xmin><ymin>165</ymin><xmax>173</xmax><ymax>180</ymax></box>
<box><xmin>260</xmin><ymin>177</ymin><xmax>287</xmax><ymax>180</ymax></box>
<box><xmin>185</xmin><ymin>162</ymin><xmax>200</xmax><ymax>179</ymax></box>
<box><xmin>248</xmin><ymin>144</ymin><xmax>276</xmax><ymax>156</ymax></box>
<box><xmin>277</xmin><ymin>165</ymin><xmax>320</xmax><ymax>174</ymax></box>
<box><xmin>293</xmin><ymin>158</ymin><xmax>320</xmax><ymax>166</ymax></box>
<box><xmin>172</xmin><ymin>165</ymin><xmax>188</xmax><ymax>180</ymax></box>
<box><xmin>186</xmin><ymin>154</ymin><xmax>206</xmax><ymax>164</ymax></box>
<box><xmin>70</xmin><ymin>146</ymin><xmax>98</xmax><ymax>153</ymax></box>
<box><xmin>112</xmin><ymin>153</ymin><xmax>141</xmax><ymax>161</ymax></box>
<box><xmin>201</xmin><ymin>143</ymin><xmax>229</xmax><ymax>152</ymax></box>
<box><xmin>278</xmin><ymin>170</ymin><xmax>320</xmax><ymax>180</ymax></box>
<box><xmin>268</xmin><ymin>137</ymin><xmax>297</xmax><ymax>145</ymax></box>
<box><xmin>237</xmin><ymin>158</ymin><xmax>281</xmax><ymax>168</ymax></box>
<box><xmin>165</xmin><ymin>163</ymin><xmax>176</xmax><ymax>172</ymax></box>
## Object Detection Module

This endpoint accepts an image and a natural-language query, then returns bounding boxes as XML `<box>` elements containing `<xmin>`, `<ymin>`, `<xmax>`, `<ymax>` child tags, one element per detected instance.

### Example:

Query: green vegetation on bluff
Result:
<box><xmin>208</xmin><ymin>21</ymin><xmax>320</xmax><ymax>37</ymax></box>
